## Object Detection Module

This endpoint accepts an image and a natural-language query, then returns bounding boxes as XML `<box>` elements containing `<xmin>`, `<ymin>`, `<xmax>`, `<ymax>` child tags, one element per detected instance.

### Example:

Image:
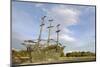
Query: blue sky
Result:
<box><xmin>12</xmin><ymin>1</ymin><xmax>96</xmax><ymax>53</ymax></box>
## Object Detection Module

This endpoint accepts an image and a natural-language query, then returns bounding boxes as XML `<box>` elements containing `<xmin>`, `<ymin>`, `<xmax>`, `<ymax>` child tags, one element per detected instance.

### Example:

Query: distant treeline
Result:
<box><xmin>65</xmin><ymin>51</ymin><xmax>96</xmax><ymax>57</ymax></box>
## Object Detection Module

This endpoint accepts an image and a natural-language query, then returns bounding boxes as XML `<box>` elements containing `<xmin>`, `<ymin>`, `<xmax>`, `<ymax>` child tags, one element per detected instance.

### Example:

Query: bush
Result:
<box><xmin>66</xmin><ymin>51</ymin><xmax>95</xmax><ymax>57</ymax></box>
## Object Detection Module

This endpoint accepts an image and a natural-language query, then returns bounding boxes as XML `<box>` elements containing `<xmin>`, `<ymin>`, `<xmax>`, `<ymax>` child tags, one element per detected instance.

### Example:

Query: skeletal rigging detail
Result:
<box><xmin>47</xmin><ymin>19</ymin><xmax>54</xmax><ymax>46</ymax></box>
<box><xmin>22</xmin><ymin>16</ymin><xmax>62</xmax><ymax>48</ymax></box>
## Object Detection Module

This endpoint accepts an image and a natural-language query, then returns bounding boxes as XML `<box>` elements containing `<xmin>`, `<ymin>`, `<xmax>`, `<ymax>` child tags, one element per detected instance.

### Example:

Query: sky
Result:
<box><xmin>12</xmin><ymin>1</ymin><xmax>96</xmax><ymax>53</ymax></box>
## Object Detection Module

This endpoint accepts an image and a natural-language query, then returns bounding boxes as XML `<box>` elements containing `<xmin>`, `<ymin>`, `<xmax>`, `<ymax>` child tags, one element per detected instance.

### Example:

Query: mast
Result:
<box><xmin>56</xmin><ymin>24</ymin><xmax>61</xmax><ymax>46</ymax></box>
<box><xmin>47</xmin><ymin>19</ymin><xmax>54</xmax><ymax>46</ymax></box>
<box><xmin>37</xmin><ymin>16</ymin><xmax>46</xmax><ymax>46</ymax></box>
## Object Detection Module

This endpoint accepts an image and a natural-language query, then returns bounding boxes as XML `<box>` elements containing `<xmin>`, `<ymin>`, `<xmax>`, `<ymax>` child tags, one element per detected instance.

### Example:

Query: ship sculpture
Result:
<box><xmin>13</xmin><ymin>16</ymin><xmax>65</xmax><ymax>64</ymax></box>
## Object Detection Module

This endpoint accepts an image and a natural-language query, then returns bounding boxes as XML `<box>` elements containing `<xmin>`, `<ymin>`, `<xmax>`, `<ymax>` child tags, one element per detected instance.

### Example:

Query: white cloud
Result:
<box><xmin>42</xmin><ymin>5</ymin><xmax>80</xmax><ymax>43</ymax></box>
<box><xmin>62</xmin><ymin>28</ymin><xmax>73</xmax><ymax>34</ymax></box>
<box><xmin>44</xmin><ymin>5</ymin><xmax>80</xmax><ymax>26</ymax></box>
<box><xmin>35</xmin><ymin>3</ymin><xmax>44</xmax><ymax>7</ymax></box>
<box><xmin>60</xmin><ymin>34</ymin><xmax>76</xmax><ymax>42</ymax></box>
